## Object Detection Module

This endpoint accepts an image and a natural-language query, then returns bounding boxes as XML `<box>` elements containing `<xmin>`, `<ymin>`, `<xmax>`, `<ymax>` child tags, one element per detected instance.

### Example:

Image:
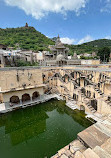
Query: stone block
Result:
<box><xmin>64</xmin><ymin>149</ymin><xmax>72</xmax><ymax>157</ymax></box>
<box><xmin>93</xmin><ymin>146</ymin><xmax>111</xmax><ymax>158</ymax></box>
<box><xmin>83</xmin><ymin>148</ymin><xmax>100</xmax><ymax>158</ymax></box>
<box><xmin>58</xmin><ymin>148</ymin><xmax>66</xmax><ymax>156</ymax></box>
<box><xmin>101</xmin><ymin>137</ymin><xmax>111</xmax><ymax>155</ymax></box>
<box><xmin>74</xmin><ymin>151</ymin><xmax>85</xmax><ymax>158</ymax></box>
<box><xmin>60</xmin><ymin>154</ymin><xmax>68</xmax><ymax>158</ymax></box>
<box><xmin>70</xmin><ymin>146</ymin><xmax>75</xmax><ymax>154</ymax></box>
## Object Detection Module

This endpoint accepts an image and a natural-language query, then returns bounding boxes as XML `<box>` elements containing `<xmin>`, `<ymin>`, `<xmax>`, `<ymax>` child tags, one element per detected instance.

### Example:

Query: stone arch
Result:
<box><xmin>63</xmin><ymin>74</ymin><xmax>69</xmax><ymax>83</ymax></box>
<box><xmin>22</xmin><ymin>93</ymin><xmax>30</xmax><ymax>103</ymax></box>
<box><xmin>71</xmin><ymin>72</ymin><xmax>74</xmax><ymax>78</ymax></box>
<box><xmin>80</xmin><ymin>105</ymin><xmax>85</xmax><ymax>111</ymax></box>
<box><xmin>10</xmin><ymin>96</ymin><xmax>20</xmax><ymax>104</ymax></box>
<box><xmin>63</xmin><ymin>96</ymin><xmax>66</xmax><ymax>100</ymax></box>
<box><xmin>91</xmin><ymin>99</ymin><xmax>97</xmax><ymax>111</ymax></box>
<box><xmin>73</xmin><ymin>93</ymin><xmax>78</xmax><ymax>101</ymax></box>
<box><xmin>32</xmin><ymin>91</ymin><xmax>40</xmax><ymax>100</ymax></box>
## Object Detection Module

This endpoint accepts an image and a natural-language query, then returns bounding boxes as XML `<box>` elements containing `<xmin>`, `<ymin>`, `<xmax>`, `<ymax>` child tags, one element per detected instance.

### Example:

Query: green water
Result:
<box><xmin>0</xmin><ymin>99</ymin><xmax>92</xmax><ymax>158</ymax></box>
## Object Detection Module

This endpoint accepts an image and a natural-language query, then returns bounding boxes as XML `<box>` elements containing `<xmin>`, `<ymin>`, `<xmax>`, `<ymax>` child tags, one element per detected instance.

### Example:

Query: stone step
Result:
<box><xmin>74</xmin><ymin>151</ymin><xmax>85</xmax><ymax>158</ymax></box>
<box><xmin>83</xmin><ymin>148</ymin><xmax>100</xmax><ymax>158</ymax></box>
<box><xmin>101</xmin><ymin>137</ymin><xmax>111</xmax><ymax>155</ymax></box>
<box><xmin>93</xmin><ymin>146</ymin><xmax>111</xmax><ymax>158</ymax></box>
<box><xmin>91</xmin><ymin>110</ymin><xmax>96</xmax><ymax>113</ymax></box>
<box><xmin>77</xmin><ymin>125</ymin><xmax>109</xmax><ymax>149</ymax></box>
<box><xmin>94</xmin><ymin>120</ymin><xmax>111</xmax><ymax>137</ymax></box>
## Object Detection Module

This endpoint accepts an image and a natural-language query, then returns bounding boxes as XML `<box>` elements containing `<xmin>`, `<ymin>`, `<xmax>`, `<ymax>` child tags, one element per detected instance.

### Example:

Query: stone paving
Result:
<box><xmin>51</xmin><ymin>140</ymin><xmax>87</xmax><ymax>158</ymax></box>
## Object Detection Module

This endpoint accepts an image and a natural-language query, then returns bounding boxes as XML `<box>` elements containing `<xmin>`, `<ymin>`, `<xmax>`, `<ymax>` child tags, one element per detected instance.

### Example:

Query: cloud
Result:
<box><xmin>100</xmin><ymin>0</ymin><xmax>111</xmax><ymax>13</ymax></box>
<box><xmin>60</xmin><ymin>37</ymin><xmax>76</xmax><ymax>44</ymax></box>
<box><xmin>105</xmin><ymin>36</ymin><xmax>111</xmax><ymax>39</ymax></box>
<box><xmin>4</xmin><ymin>0</ymin><xmax>88</xmax><ymax>19</ymax></box>
<box><xmin>78</xmin><ymin>35</ymin><xmax>93</xmax><ymax>44</ymax></box>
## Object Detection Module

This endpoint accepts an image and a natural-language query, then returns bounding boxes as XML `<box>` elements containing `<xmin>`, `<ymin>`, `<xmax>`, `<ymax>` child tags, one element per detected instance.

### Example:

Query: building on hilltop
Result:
<box><xmin>0</xmin><ymin>44</ymin><xmax>7</xmax><ymax>50</ymax></box>
<box><xmin>25</xmin><ymin>23</ymin><xmax>28</xmax><ymax>27</ymax></box>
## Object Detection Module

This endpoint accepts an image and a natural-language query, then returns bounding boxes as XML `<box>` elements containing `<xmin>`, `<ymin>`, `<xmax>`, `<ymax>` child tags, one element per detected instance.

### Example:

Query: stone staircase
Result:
<box><xmin>94</xmin><ymin>87</ymin><xmax>104</xmax><ymax>96</ymax></box>
<box><xmin>52</xmin><ymin>137</ymin><xmax>111</xmax><ymax>158</ymax></box>
<box><xmin>50</xmin><ymin>86</ymin><xmax>59</xmax><ymax>94</ymax></box>
<box><xmin>93</xmin><ymin>145</ymin><xmax>111</xmax><ymax>158</ymax></box>
<box><xmin>86</xmin><ymin>101</ymin><xmax>96</xmax><ymax>113</ymax></box>
<box><xmin>80</xmin><ymin>89</ymin><xmax>96</xmax><ymax>113</ymax></box>
<box><xmin>66</xmin><ymin>101</ymin><xmax>78</xmax><ymax>110</ymax></box>
<box><xmin>105</xmin><ymin>100</ymin><xmax>111</xmax><ymax>107</ymax></box>
<box><xmin>51</xmin><ymin>108</ymin><xmax>111</xmax><ymax>158</ymax></box>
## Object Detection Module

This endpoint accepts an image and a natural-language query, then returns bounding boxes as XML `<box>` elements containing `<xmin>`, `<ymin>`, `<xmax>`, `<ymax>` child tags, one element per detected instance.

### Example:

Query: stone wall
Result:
<box><xmin>0</xmin><ymin>65</ymin><xmax>111</xmax><ymax>115</ymax></box>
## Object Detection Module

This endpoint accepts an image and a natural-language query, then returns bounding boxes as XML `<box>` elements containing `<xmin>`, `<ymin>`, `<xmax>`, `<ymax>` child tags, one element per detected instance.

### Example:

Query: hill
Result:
<box><xmin>0</xmin><ymin>26</ymin><xmax>111</xmax><ymax>55</ymax></box>
<box><xmin>0</xmin><ymin>26</ymin><xmax>54</xmax><ymax>51</ymax></box>
<box><xmin>66</xmin><ymin>39</ymin><xmax>111</xmax><ymax>55</ymax></box>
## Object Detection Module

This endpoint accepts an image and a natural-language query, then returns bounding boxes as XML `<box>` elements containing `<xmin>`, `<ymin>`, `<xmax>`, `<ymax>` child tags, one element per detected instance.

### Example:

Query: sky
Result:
<box><xmin>1</xmin><ymin>0</ymin><xmax>111</xmax><ymax>44</ymax></box>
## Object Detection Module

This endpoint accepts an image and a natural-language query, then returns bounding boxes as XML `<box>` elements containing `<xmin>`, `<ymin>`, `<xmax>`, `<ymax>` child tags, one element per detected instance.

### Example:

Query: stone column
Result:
<box><xmin>0</xmin><ymin>54</ymin><xmax>5</xmax><ymax>67</ymax></box>
<box><xmin>20</xmin><ymin>99</ymin><xmax>22</xmax><ymax>105</ymax></box>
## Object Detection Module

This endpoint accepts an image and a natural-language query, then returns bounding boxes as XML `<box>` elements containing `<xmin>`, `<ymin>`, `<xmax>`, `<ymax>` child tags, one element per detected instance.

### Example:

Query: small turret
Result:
<box><xmin>25</xmin><ymin>23</ymin><xmax>28</xmax><ymax>27</ymax></box>
<box><xmin>56</xmin><ymin>34</ymin><xmax>61</xmax><ymax>45</ymax></box>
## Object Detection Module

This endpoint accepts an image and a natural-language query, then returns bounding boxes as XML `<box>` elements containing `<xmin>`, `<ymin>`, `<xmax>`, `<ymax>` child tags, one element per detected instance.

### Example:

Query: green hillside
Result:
<box><xmin>0</xmin><ymin>26</ymin><xmax>111</xmax><ymax>55</ymax></box>
<box><xmin>0</xmin><ymin>26</ymin><xmax>54</xmax><ymax>51</ymax></box>
<box><xmin>66</xmin><ymin>39</ymin><xmax>111</xmax><ymax>55</ymax></box>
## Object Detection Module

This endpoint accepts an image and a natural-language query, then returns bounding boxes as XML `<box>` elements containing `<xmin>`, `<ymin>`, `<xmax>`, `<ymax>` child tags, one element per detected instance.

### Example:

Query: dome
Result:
<box><xmin>56</xmin><ymin>54</ymin><xmax>64</xmax><ymax>61</ymax></box>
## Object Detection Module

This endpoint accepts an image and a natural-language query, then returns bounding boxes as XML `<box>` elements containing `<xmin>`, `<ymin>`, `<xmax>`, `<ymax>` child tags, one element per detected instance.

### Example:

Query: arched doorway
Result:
<box><xmin>32</xmin><ymin>91</ymin><xmax>40</xmax><ymax>100</ymax></box>
<box><xmin>22</xmin><ymin>93</ymin><xmax>30</xmax><ymax>103</ymax></box>
<box><xmin>91</xmin><ymin>99</ymin><xmax>97</xmax><ymax>111</ymax></box>
<box><xmin>80</xmin><ymin>105</ymin><xmax>85</xmax><ymax>111</ymax></box>
<box><xmin>10</xmin><ymin>96</ymin><xmax>20</xmax><ymax>104</ymax></box>
<box><xmin>63</xmin><ymin>96</ymin><xmax>66</xmax><ymax>100</ymax></box>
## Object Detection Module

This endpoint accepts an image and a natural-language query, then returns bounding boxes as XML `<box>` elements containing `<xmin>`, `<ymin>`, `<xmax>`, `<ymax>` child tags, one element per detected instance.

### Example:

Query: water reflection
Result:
<box><xmin>0</xmin><ymin>99</ymin><xmax>92</xmax><ymax>158</ymax></box>
<box><xmin>0</xmin><ymin>107</ymin><xmax>49</xmax><ymax>146</ymax></box>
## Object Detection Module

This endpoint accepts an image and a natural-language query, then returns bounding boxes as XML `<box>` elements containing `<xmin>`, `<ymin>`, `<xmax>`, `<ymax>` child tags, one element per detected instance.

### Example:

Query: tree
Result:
<box><xmin>97</xmin><ymin>47</ymin><xmax>110</xmax><ymax>62</ymax></box>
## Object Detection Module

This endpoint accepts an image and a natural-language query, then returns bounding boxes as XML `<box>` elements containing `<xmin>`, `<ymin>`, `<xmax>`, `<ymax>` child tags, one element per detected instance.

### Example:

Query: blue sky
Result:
<box><xmin>1</xmin><ymin>0</ymin><xmax>111</xmax><ymax>44</ymax></box>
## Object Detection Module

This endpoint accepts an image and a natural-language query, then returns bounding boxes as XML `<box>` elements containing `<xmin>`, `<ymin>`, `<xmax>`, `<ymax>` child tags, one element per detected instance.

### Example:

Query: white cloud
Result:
<box><xmin>78</xmin><ymin>35</ymin><xmax>93</xmax><ymax>44</ymax></box>
<box><xmin>60</xmin><ymin>37</ymin><xmax>76</xmax><ymax>44</ymax></box>
<box><xmin>105</xmin><ymin>36</ymin><xmax>111</xmax><ymax>39</ymax></box>
<box><xmin>4</xmin><ymin>0</ymin><xmax>88</xmax><ymax>19</ymax></box>
<box><xmin>101</xmin><ymin>0</ymin><xmax>111</xmax><ymax>13</ymax></box>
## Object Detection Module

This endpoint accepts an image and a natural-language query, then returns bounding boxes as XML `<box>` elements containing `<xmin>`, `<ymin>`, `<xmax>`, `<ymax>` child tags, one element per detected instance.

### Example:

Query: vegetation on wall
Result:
<box><xmin>15</xmin><ymin>60</ymin><xmax>39</xmax><ymax>67</ymax></box>
<box><xmin>80</xmin><ymin>56</ymin><xmax>99</xmax><ymax>60</ymax></box>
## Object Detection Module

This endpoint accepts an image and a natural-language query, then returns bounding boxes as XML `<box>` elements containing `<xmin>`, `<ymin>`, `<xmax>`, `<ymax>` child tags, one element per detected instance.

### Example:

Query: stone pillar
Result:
<box><xmin>30</xmin><ymin>52</ymin><xmax>33</xmax><ymax>65</ymax></box>
<box><xmin>0</xmin><ymin>54</ymin><xmax>5</xmax><ymax>67</ymax></box>
<box><xmin>20</xmin><ymin>99</ymin><xmax>22</xmax><ymax>105</ymax></box>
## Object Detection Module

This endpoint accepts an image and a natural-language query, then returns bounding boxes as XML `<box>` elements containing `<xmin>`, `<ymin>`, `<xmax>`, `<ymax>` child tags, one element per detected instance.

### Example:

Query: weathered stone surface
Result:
<box><xmin>101</xmin><ymin>137</ymin><xmax>111</xmax><ymax>155</ymax></box>
<box><xmin>64</xmin><ymin>145</ymin><xmax>69</xmax><ymax>150</ymax></box>
<box><xmin>70</xmin><ymin>140</ymin><xmax>86</xmax><ymax>153</ymax></box>
<box><xmin>64</xmin><ymin>149</ymin><xmax>72</xmax><ymax>157</ymax></box>
<box><xmin>60</xmin><ymin>154</ymin><xmax>68</xmax><ymax>158</ymax></box>
<box><xmin>93</xmin><ymin>146</ymin><xmax>111</xmax><ymax>158</ymax></box>
<box><xmin>74</xmin><ymin>151</ymin><xmax>85</xmax><ymax>158</ymax></box>
<box><xmin>83</xmin><ymin>148</ymin><xmax>100</xmax><ymax>158</ymax></box>
<box><xmin>58</xmin><ymin>148</ymin><xmax>66</xmax><ymax>156</ymax></box>
<box><xmin>95</xmin><ymin>120</ymin><xmax>111</xmax><ymax>137</ymax></box>
<box><xmin>78</xmin><ymin>125</ymin><xmax>109</xmax><ymax>149</ymax></box>
<box><xmin>70</xmin><ymin>146</ymin><xmax>75</xmax><ymax>154</ymax></box>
